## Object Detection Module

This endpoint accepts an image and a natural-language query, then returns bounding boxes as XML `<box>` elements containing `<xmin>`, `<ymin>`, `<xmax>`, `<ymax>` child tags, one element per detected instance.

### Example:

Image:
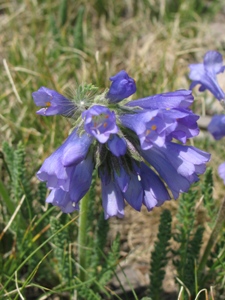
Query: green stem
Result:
<box><xmin>198</xmin><ymin>196</ymin><xmax>225</xmax><ymax>273</ymax></box>
<box><xmin>78</xmin><ymin>191</ymin><xmax>89</xmax><ymax>281</ymax></box>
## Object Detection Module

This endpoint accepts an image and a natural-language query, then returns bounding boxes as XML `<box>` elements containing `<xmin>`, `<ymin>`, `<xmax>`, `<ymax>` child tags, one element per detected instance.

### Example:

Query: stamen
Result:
<box><xmin>72</xmin><ymin>202</ymin><xmax>76</xmax><ymax>207</ymax></box>
<box><xmin>92</xmin><ymin>114</ymin><xmax>109</xmax><ymax>130</ymax></box>
<box><xmin>146</xmin><ymin>129</ymin><xmax>151</xmax><ymax>135</ymax></box>
<box><xmin>151</xmin><ymin>125</ymin><xmax>157</xmax><ymax>130</ymax></box>
<box><xmin>46</xmin><ymin>101</ymin><xmax>51</xmax><ymax>107</ymax></box>
<box><xmin>137</xmin><ymin>174</ymin><xmax>141</xmax><ymax>181</ymax></box>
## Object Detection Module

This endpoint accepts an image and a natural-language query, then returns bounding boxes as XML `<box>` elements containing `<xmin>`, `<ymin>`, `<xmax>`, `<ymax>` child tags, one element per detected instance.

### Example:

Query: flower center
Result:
<box><xmin>91</xmin><ymin>114</ymin><xmax>109</xmax><ymax>133</ymax></box>
<box><xmin>145</xmin><ymin>124</ymin><xmax>157</xmax><ymax>136</ymax></box>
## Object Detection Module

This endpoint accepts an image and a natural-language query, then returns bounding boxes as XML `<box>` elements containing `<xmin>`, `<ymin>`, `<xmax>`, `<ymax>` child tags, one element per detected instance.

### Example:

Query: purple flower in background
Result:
<box><xmin>106</xmin><ymin>70</ymin><xmax>136</xmax><ymax>103</ymax></box>
<box><xmin>207</xmin><ymin>114</ymin><xmax>225</xmax><ymax>140</ymax></box>
<box><xmin>34</xmin><ymin>70</ymin><xmax>210</xmax><ymax>218</ymax></box>
<box><xmin>189</xmin><ymin>51</ymin><xmax>225</xmax><ymax>101</ymax></box>
<box><xmin>32</xmin><ymin>87</ymin><xmax>77</xmax><ymax>117</ymax></box>
<box><xmin>218</xmin><ymin>162</ymin><xmax>225</xmax><ymax>185</ymax></box>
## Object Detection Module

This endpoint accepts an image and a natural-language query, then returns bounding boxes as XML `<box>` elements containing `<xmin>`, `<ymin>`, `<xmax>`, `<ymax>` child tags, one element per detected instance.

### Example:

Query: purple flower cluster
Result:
<box><xmin>189</xmin><ymin>50</ymin><xmax>225</xmax><ymax>185</ymax></box>
<box><xmin>33</xmin><ymin>71</ymin><xmax>210</xmax><ymax>218</ymax></box>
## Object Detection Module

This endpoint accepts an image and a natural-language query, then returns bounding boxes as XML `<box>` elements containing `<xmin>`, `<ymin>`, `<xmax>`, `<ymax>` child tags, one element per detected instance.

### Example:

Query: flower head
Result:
<box><xmin>189</xmin><ymin>51</ymin><xmax>225</xmax><ymax>102</ymax></box>
<box><xmin>106</xmin><ymin>70</ymin><xmax>136</xmax><ymax>103</ymax></box>
<box><xmin>34</xmin><ymin>71</ymin><xmax>210</xmax><ymax>218</ymax></box>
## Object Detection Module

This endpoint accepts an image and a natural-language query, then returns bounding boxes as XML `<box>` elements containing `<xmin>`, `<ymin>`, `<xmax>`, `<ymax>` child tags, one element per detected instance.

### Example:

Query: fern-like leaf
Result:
<box><xmin>149</xmin><ymin>209</ymin><xmax>172</xmax><ymax>300</ymax></box>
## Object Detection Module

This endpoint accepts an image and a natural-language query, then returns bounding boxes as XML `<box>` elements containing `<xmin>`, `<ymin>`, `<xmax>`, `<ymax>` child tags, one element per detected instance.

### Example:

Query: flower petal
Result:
<box><xmin>62</xmin><ymin>132</ymin><xmax>92</xmax><ymax>167</ymax></box>
<box><xmin>101</xmin><ymin>179</ymin><xmax>125</xmax><ymax>219</ymax></box>
<box><xmin>46</xmin><ymin>189</ymin><xmax>79</xmax><ymax>213</ymax></box>
<box><xmin>126</xmin><ymin>90</ymin><xmax>194</xmax><ymax>109</ymax></box>
<box><xmin>108</xmin><ymin>135</ymin><xmax>127</xmax><ymax>156</ymax></box>
<box><xmin>69</xmin><ymin>153</ymin><xmax>94</xmax><ymax>202</ymax></box>
<box><xmin>140</xmin><ymin>162</ymin><xmax>170</xmax><ymax>210</ymax></box>
<box><xmin>123</xmin><ymin>173</ymin><xmax>143</xmax><ymax>211</ymax></box>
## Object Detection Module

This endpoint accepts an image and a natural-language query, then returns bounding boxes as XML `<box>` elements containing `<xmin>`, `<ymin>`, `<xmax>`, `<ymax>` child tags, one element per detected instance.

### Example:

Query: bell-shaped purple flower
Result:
<box><xmin>100</xmin><ymin>158</ymin><xmax>143</xmax><ymax>218</ymax></box>
<box><xmin>140</xmin><ymin>142</ymin><xmax>210</xmax><ymax>199</ymax></box>
<box><xmin>207</xmin><ymin>114</ymin><xmax>225</xmax><ymax>140</ymax></box>
<box><xmin>46</xmin><ymin>153</ymin><xmax>94</xmax><ymax>212</ymax></box>
<box><xmin>120</xmin><ymin>106</ymin><xmax>199</xmax><ymax>149</ymax></box>
<box><xmin>32</xmin><ymin>87</ymin><xmax>77</xmax><ymax>117</ymax></box>
<box><xmin>139</xmin><ymin>162</ymin><xmax>170</xmax><ymax>211</ymax></box>
<box><xmin>163</xmin><ymin>108</ymin><xmax>200</xmax><ymax>143</ymax></box>
<box><xmin>120</xmin><ymin>110</ymin><xmax>167</xmax><ymax>149</ymax></box>
<box><xmin>189</xmin><ymin>51</ymin><xmax>225</xmax><ymax>101</ymax></box>
<box><xmin>218</xmin><ymin>162</ymin><xmax>225</xmax><ymax>185</ymax></box>
<box><xmin>101</xmin><ymin>178</ymin><xmax>125</xmax><ymax>219</ymax></box>
<box><xmin>37</xmin><ymin>129</ymin><xmax>92</xmax><ymax>191</ymax></box>
<box><xmin>106</xmin><ymin>70</ymin><xmax>136</xmax><ymax>103</ymax></box>
<box><xmin>82</xmin><ymin>105</ymin><xmax>118</xmax><ymax>143</ymax></box>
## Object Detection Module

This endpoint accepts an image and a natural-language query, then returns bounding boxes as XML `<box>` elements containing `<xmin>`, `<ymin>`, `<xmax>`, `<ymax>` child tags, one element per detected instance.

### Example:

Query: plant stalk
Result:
<box><xmin>78</xmin><ymin>192</ymin><xmax>89</xmax><ymax>281</ymax></box>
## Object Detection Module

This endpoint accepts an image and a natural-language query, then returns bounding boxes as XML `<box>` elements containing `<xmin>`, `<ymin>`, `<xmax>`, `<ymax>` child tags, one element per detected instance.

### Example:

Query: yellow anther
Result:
<box><xmin>46</xmin><ymin>101</ymin><xmax>51</xmax><ymax>107</ymax></box>
<box><xmin>151</xmin><ymin>125</ymin><xmax>157</xmax><ymax>130</ymax></box>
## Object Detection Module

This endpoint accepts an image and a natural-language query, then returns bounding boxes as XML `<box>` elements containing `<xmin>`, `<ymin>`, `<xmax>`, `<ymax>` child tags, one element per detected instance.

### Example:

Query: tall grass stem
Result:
<box><xmin>198</xmin><ymin>196</ymin><xmax>225</xmax><ymax>273</ymax></box>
